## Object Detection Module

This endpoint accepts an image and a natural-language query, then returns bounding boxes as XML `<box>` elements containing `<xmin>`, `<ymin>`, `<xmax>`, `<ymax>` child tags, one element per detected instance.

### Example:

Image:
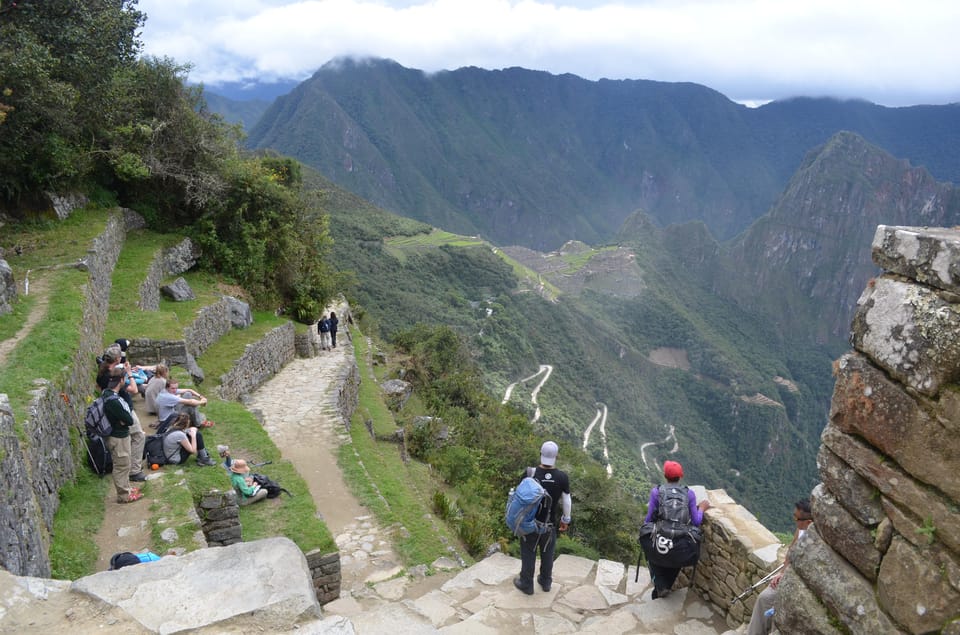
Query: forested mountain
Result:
<box><xmin>247</xmin><ymin>57</ymin><xmax>960</xmax><ymax>251</ymax></box>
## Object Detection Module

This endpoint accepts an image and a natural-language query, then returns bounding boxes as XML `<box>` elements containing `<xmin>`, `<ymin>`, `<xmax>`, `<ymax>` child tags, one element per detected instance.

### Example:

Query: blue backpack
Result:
<box><xmin>505</xmin><ymin>468</ymin><xmax>553</xmax><ymax>536</ymax></box>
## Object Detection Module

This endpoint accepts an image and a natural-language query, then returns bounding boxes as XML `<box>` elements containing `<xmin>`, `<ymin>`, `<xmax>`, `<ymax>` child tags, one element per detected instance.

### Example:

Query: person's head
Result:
<box><xmin>794</xmin><ymin>499</ymin><xmax>813</xmax><ymax>527</ymax></box>
<box><xmin>663</xmin><ymin>460</ymin><xmax>684</xmax><ymax>483</ymax></box>
<box><xmin>107</xmin><ymin>365</ymin><xmax>125</xmax><ymax>391</ymax></box>
<box><xmin>230</xmin><ymin>459</ymin><xmax>249</xmax><ymax>474</ymax></box>
<box><xmin>330</xmin><ymin>311</ymin><xmax>336</xmax><ymax>319</ymax></box>
<box><xmin>165</xmin><ymin>379</ymin><xmax>179</xmax><ymax>392</ymax></box>
<box><xmin>154</xmin><ymin>364</ymin><xmax>169</xmax><ymax>379</ymax></box>
<box><xmin>172</xmin><ymin>413</ymin><xmax>191</xmax><ymax>431</ymax></box>
<box><xmin>540</xmin><ymin>441</ymin><xmax>559</xmax><ymax>468</ymax></box>
<box><xmin>102</xmin><ymin>344</ymin><xmax>122</xmax><ymax>365</ymax></box>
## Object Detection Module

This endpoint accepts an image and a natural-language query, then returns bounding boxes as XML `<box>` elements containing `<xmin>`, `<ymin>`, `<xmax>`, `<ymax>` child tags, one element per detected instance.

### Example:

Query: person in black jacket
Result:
<box><xmin>328</xmin><ymin>311</ymin><xmax>339</xmax><ymax>348</ymax></box>
<box><xmin>103</xmin><ymin>366</ymin><xmax>143</xmax><ymax>503</ymax></box>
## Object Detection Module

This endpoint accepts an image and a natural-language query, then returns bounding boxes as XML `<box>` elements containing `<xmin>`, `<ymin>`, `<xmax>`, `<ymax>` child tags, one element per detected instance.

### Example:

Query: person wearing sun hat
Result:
<box><xmin>640</xmin><ymin>460</ymin><xmax>710</xmax><ymax>599</ymax></box>
<box><xmin>513</xmin><ymin>440</ymin><xmax>572</xmax><ymax>595</ymax></box>
<box><xmin>229</xmin><ymin>459</ymin><xmax>268</xmax><ymax>506</ymax></box>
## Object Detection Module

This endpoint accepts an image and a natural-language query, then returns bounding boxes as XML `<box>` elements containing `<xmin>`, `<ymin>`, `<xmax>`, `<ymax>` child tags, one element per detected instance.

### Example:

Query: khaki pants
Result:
<box><xmin>106</xmin><ymin>435</ymin><xmax>132</xmax><ymax>501</ymax></box>
<box><xmin>129</xmin><ymin>411</ymin><xmax>145</xmax><ymax>475</ymax></box>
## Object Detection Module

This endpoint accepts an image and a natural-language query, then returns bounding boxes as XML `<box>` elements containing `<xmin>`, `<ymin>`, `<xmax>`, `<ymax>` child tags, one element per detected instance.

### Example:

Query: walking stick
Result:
<box><xmin>730</xmin><ymin>563</ymin><xmax>785</xmax><ymax>605</ymax></box>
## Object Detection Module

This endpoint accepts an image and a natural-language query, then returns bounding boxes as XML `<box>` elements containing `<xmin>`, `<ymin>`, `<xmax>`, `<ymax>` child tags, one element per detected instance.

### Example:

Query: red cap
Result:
<box><xmin>663</xmin><ymin>460</ymin><xmax>683</xmax><ymax>480</ymax></box>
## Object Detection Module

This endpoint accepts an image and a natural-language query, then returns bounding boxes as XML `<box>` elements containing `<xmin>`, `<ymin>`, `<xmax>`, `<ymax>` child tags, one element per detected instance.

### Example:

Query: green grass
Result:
<box><xmin>0</xmin><ymin>291</ymin><xmax>35</xmax><ymax>341</ymax></box>
<box><xmin>0</xmin><ymin>268</ymin><xmax>87</xmax><ymax>423</ymax></box>
<box><xmin>383</xmin><ymin>228</ymin><xmax>485</xmax><ymax>262</ymax></box>
<box><xmin>49</xmin><ymin>465</ymin><xmax>109</xmax><ymax>579</ymax></box>
<box><xmin>339</xmin><ymin>328</ymin><xmax>471</xmax><ymax>568</ymax></box>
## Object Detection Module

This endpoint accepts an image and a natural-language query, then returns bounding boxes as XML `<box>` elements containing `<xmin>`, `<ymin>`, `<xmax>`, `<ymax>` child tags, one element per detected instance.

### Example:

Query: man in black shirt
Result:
<box><xmin>514</xmin><ymin>440</ymin><xmax>572</xmax><ymax>594</ymax></box>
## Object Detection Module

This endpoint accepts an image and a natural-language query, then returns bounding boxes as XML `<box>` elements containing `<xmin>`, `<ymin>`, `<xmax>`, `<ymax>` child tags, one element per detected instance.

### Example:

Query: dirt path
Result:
<box><xmin>0</xmin><ymin>272</ymin><xmax>49</xmax><ymax>368</ymax></box>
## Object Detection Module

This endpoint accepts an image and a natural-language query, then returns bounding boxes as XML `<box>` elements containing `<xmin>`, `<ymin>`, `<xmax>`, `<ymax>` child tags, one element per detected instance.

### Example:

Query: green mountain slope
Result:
<box><xmin>248</xmin><ymin>58</ymin><xmax>960</xmax><ymax>251</ymax></box>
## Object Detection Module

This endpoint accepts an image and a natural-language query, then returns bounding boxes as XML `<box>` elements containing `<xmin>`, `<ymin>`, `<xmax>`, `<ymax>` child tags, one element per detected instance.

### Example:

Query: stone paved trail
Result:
<box><xmin>244</xmin><ymin>328</ymin><xmax>407</xmax><ymax>595</ymax></box>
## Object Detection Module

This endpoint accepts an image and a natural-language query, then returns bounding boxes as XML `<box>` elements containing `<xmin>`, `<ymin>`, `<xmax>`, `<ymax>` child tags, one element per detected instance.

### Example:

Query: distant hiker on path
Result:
<box><xmin>329</xmin><ymin>311</ymin><xmax>339</xmax><ymax>348</ymax></box>
<box><xmin>746</xmin><ymin>498</ymin><xmax>812</xmax><ymax>635</ymax></box>
<box><xmin>317</xmin><ymin>314</ymin><xmax>331</xmax><ymax>350</ymax></box>
<box><xmin>639</xmin><ymin>460</ymin><xmax>710</xmax><ymax>599</ymax></box>
<box><xmin>513</xmin><ymin>440</ymin><xmax>572</xmax><ymax>595</ymax></box>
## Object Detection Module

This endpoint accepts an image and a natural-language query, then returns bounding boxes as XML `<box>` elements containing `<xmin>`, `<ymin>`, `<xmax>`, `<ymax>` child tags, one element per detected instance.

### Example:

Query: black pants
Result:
<box><xmin>519</xmin><ymin>528</ymin><xmax>557</xmax><ymax>586</ymax></box>
<box><xmin>176</xmin><ymin>429</ymin><xmax>206</xmax><ymax>463</ymax></box>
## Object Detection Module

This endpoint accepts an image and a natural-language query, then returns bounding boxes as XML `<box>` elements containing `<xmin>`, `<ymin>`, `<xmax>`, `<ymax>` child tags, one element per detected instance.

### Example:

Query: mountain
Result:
<box><xmin>202</xmin><ymin>92</ymin><xmax>272</xmax><ymax>131</ymax></box>
<box><xmin>248</xmin><ymin>57</ymin><xmax>960</xmax><ymax>251</ymax></box>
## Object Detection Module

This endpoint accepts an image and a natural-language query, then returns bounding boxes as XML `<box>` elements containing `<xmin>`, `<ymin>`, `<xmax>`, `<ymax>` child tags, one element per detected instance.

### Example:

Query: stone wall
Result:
<box><xmin>305</xmin><ymin>549</ymin><xmax>341</xmax><ymax>605</ymax></box>
<box><xmin>692</xmin><ymin>489</ymin><xmax>784</xmax><ymax>627</ymax></box>
<box><xmin>0</xmin><ymin>212</ymin><xmax>126</xmax><ymax>577</ymax></box>
<box><xmin>0</xmin><ymin>258</ymin><xmax>15</xmax><ymax>315</ymax></box>
<box><xmin>217</xmin><ymin>323</ymin><xmax>296</xmax><ymax>401</ymax></box>
<box><xmin>198</xmin><ymin>490</ymin><xmax>243</xmax><ymax>547</ymax></box>
<box><xmin>776</xmin><ymin>225</ymin><xmax>960</xmax><ymax>635</ymax></box>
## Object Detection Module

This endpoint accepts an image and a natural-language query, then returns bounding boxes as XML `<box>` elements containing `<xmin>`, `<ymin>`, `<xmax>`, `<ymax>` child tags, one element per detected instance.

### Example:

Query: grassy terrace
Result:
<box><xmin>2</xmin><ymin>206</ymin><xmax>466</xmax><ymax>578</ymax></box>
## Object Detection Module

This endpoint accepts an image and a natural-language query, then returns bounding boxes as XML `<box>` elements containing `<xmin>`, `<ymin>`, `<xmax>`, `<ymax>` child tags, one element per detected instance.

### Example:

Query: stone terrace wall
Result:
<box><xmin>776</xmin><ymin>225</ymin><xmax>960</xmax><ymax>635</ymax></box>
<box><xmin>0</xmin><ymin>212</ymin><xmax>126</xmax><ymax>577</ymax></box>
<box><xmin>217</xmin><ymin>323</ymin><xmax>296</xmax><ymax>401</ymax></box>
<box><xmin>694</xmin><ymin>489</ymin><xmax>784</xmax><ymax>627</ymax></box>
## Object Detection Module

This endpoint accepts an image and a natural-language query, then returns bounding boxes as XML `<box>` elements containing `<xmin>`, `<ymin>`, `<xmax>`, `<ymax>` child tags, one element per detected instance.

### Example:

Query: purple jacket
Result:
<box><xmin>644</xmin><ymin>485</ymin><xmax>703</xmax><ymax>526</ymax></box>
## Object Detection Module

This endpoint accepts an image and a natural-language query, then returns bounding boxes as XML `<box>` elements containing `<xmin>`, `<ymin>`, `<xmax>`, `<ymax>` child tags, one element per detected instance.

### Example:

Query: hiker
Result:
<box><xmin>229</xmin><ymin>459</ymin><xmax>268</xmax><ymax>506</ymax></box>
<box><xmin>144</xmin><ymin>363</ymin><xmax>169</xmax><ymax>417</ymax></box>
<box><xmin>328</xmin><ymin>311</ymin><xmax>339</xmax><ymax>348</ymax></box>
<box><xmin>317</xmin><ymin>313</ymin><xmax>331</xmax><ymax>350</ymax></box>
<box><xmin>96</xmin><ymin>351</ymin><xmax>147</xmax><ymax>483</ymax></box>
<box><xmin>746</xmin><ymin>499</ymin><xmax>813</xmax><ymax>635</ymax></box>
<box><xmin>640</xmin><ymin>460</ymin><xmax>710</xmax><ymax>599</ymax></box>
<box><xmin>156</xmin><ymin>379</ymin><xmax>214</xmax><ymax>429</ymax></box>
<box><xmin>162</xmin><ymin>413</ymin><xmax>216</xmax><ymax>466</ymax></box>
<box><xmin>103</xmin><ymin>366</ymin><xmax>143</xmax><ymax>503</ymax></box>
<box><xmin>513</xmin><ymin>440</ymin><xmax>572</xmax><ymax>595</ymax></box>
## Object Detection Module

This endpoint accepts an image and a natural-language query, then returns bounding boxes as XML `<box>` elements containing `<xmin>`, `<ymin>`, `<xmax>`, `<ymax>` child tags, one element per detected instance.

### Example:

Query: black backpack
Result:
<box><xmin>251</xmin><ymin>473</ymin><xmax>291</xmax><ymax>498</ymax></box>
<box><xmin>656</xmin><ymin>484</ymin><xmax>692</xmax><ymax>540</ymax></box>
<box><xmin>143</xmin><ymin>431</ymin><xmax>176</xmax><ymax>466</ymax></box>
<box><xmin>85</xmin><ymin>434</ymin><xmax>113</xmax><ymax>476</ymax></box>
<box><xmin>85</xmin><ymin>393</ymin><xmax>119</xmax><ymax>438</ymax></box>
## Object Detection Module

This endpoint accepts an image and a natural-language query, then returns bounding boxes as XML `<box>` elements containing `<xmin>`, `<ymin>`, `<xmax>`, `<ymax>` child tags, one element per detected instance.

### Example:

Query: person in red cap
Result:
<box><xmin>639</xmin><ymin>460</ymin><xmax>710</xmax><ymax>599</ymax></box>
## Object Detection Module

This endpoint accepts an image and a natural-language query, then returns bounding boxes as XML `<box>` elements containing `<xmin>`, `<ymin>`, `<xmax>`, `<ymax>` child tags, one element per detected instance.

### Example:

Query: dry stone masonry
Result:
<box><xmin>777</xmin><ymin>225</ymin><xmax>960</xmax><ymax>634</ymax></box>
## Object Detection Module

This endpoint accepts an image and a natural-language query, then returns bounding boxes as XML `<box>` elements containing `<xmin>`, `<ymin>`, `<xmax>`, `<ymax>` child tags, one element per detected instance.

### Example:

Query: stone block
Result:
<box><xmin>206</xmin><ymin>526</ymin><xmax>243</xmax><ymax>543</ymax></box>
<box><xmin>872</xmin><ymin>225</ymin><xmax>960</xmax><ymax>295</ymax></box>
<box><xmin>789</xmin><ymin>526</ymin><xmax>904</xmax><ymax>634</ymax></box>
<box><xmin>851</xmin><ymin>276</ymin><xmax>960</xmax><ymax>396</ymax></box>
<box><xmin>878</xmin><ymin>536</ymin><xmax>960</xmax><ymax>634</ymax></box>
<box><xmin>202</xmin><ymin>506</ymin><xmax>239</xmax><ymax>522</ymax></box>
<box><xmin>830</xmin><ymin>352</ymin><xmax>960</xmax><ymax>502</ymax></box>
<box><xmin>817</xmin><ymin>444</ymin><xmax>883</xmax><ymax>526</ymax></box>
<box><xmin>821</xmin><ymin>423</ymin><xmax>960</xmax><ymax>554</ymax></box>
<box><xmin>773</xmin><ymin>568</ymin><xmax>843</xmax><ymax>635</ymax></box>
<box><xmin>810</xmin><ymin>483</ymin><xmax>881</xmax><ymax>581</ymax></box>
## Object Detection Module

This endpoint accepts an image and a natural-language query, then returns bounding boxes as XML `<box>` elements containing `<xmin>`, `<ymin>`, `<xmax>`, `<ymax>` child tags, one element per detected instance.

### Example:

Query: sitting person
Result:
<box><xmin>229</xmin><ymin>459</ymin><xmax>268</xmax><ymax>506</ymax></box>
<box><xmin>144</xmin><ymin>364</ymin><xmax>169</xmax><ymax>417</ymax></box>
<box><xmin>156</xmin><ymin>378</ymin><xmax>214</xmax><ymax>429</ymax></box>
<box><xmin>161</xmin><ymin>414</ymin><xmax>216</xmax><ymax>466</ymax></box>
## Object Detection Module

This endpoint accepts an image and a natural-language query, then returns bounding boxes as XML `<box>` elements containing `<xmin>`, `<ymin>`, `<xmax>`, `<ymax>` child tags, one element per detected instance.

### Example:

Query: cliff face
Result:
<box><xmin>777</xmin><ymin>226</ymin><xmax>960</xmax><ymax>634</ymax></box>
<box><xmin>725</xmin><ymin>132</ymin><xmax>960</xmax><ymax>345</ymax></box>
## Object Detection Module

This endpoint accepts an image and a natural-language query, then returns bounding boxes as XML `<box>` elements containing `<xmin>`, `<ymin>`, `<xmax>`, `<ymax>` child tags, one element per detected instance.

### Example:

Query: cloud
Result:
<box><xmin>138</xmin><ymin>0</ymin><xmax>960</xmax><ymax>106</ymax></box>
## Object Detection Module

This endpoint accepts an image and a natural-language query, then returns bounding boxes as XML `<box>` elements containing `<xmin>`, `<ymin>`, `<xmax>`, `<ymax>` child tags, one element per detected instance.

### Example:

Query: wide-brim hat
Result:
<box><xmin>230</xmin><ymin>460</ymin><xmax>249</xmax><ymax>474</ymax></box>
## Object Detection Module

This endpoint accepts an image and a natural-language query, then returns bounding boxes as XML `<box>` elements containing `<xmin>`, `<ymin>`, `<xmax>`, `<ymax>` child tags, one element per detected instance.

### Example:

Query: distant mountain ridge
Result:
<box><xmin>246</xmin><ymin>57</ymin><xmax>960</xmax><ymax>251</ymax></box>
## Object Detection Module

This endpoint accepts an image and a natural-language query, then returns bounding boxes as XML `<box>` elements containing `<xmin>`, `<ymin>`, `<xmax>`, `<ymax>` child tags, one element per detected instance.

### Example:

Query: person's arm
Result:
<box><xmin>559</xmin><ymin>492</ymin><xmax>572</xmax><ymax>530</ymax></box>
<box><xmin>644</xmin><ymin>487</ymin><xmax>659</xmax><ymax>523</ymax></box>
<box><xmin>177</xmin><ymin>394</ymin><xmax>207</xmax><ymax>407</ymax></box>
<box><xmin>179</xmin><ymin>429</ymin><xmax>199</xmax><ymax>455</ymax></box>
<box><xmin>104</xmin><ymin>395</ymin><xmax>134</xmax><ymax>427</ymax></box>
<box><xmin>689</xmin><ymin>488</ymin><xmax>710</xmax><ymax>525</ymax></box>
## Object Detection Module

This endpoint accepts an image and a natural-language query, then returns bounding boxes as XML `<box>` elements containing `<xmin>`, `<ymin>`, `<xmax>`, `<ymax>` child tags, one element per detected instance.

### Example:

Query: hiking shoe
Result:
<box><xmin>537</xmin><ymin>576</ymin><xmax>552</xmax><ymax>592</ymax></box>
<box><xmin>656</xmin><ymin>587</ymin><xmax>670</xmax><ymax>599</ymax></box>
<box><xmin>196</xmin><ymin>455</ymin><xmax>216</xmax><ymax>467</ymax></box>
<box><xmin>129</xmin><ymin>472</ymin><xmax>147</xmax><ymax>482</ymax></box>
<box><xmin>513</xmin><ymin>577</ymin><xmax>534</xmax><ymax>595</ymax></box>
<box><xmin>118</xmin><ymin>490</ymin><xmax>143</xmax><ymax>504</ymax></box>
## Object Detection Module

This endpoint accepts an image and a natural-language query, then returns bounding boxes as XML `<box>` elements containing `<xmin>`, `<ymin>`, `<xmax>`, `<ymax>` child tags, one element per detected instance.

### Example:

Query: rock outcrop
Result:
<box><xmin>777</xmin><ymin>225</ymin><xmax>960</xmax><ymax>634</ymax></box>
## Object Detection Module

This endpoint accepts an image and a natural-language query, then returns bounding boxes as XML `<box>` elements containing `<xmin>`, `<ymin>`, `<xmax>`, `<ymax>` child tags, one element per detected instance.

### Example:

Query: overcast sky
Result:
<box><xmin>137</xmin><ymin>0</ymin><xmax>960</xmax><ymax>107</ymax></box>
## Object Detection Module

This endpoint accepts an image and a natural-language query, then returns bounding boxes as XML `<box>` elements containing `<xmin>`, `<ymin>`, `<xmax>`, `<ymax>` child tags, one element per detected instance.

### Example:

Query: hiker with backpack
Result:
<box><xmin>102</xmin><ymin>366</ymin><xmax>144</xmax><ymax>503</ymax></box>
<box><xmin>96</xmin><ymin>347</ymin><xmax>147</xmax><ymax>483</ymax></box>
<box><xmin>639</xmin><ymin>460</ymin><xmax>710</xmax><ymax>599</ymax></box>
<box><xmin>512</xmin><ymin>440</ymin><xmax>572</xmax><ymax>595</ymax></box>
<box><xmin>317</xmin><ymin>314</ymin><xmax>331</xmax><ymax>350</ymax></box>
<box><xmin>745</xmin><ymin>499</ymin><xmax>812</xmax><ymax>635</ymax></box>
<box><xmin>229</xmin><ymin>459</ymin><xmax>269</xmax><ymax>506</ymax></box>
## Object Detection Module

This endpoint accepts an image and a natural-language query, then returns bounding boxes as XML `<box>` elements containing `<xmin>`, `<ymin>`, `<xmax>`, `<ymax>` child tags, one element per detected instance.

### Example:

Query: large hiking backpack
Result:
<box><xmin>85</xmin><ymin>434</ymin><xmax>113</xmax><ymax>476</ymax></box>
<box><xmin>143</xmin><ymin>431</ymin><xmax>176</xmax><ymax>466</ymax></box>
<box><xmin>84</xmin><ymin>393</ymin><xmax>119</xmax><ymax>438</ymax></box>
<box><xmin>505</xmin><ymin>468</ymin><xmax>553</xmax><ymax>536</ymax></box>
<box><xmin>251</xmin><ymin>473</ymin><xmax>291</xmax><ymax>498</ymax></box>
<box><xmin>656</xmin><ymin>483</ymin><xmax>692</xmax><ymax>540</ymax></box>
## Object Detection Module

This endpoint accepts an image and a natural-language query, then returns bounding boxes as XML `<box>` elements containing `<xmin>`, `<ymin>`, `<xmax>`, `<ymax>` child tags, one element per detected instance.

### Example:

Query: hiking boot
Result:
<box><xmin>537</xmin><ymin>576</ymin><xmax>552</xmax><ymax>592</ymax></box>
<box><xmin>513</xmin><ymin>577</ymin><xmax>534</xmax><ymax>595</ymax></box>
<box><xmin>196</xmin><ymin>450</ymin><xmax>216</xmax><ymax>467</ymax></box>
<box><xmin>129</xmin><ymin>472</ymin><xmax>147</xmax><ymax>482</ymax></box>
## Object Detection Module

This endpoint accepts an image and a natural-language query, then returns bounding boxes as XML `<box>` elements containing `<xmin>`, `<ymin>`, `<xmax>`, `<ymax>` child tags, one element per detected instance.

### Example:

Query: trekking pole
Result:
<box><xmin>635</xmin><ymin>549</ymin><xmax>643</xmax><ymax>583</ymax></box>
<box><xmin>730</xmin><ymin>563</ymin><xmax>785</xmax><ymax>605</ymax></box>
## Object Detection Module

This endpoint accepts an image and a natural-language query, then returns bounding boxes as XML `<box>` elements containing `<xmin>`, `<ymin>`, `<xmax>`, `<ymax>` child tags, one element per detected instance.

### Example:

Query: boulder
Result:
<box><xmin>71</xmin><ymin>537</ymin><xmax>321</xmax><ymax>633</ymax></box>
<box><xmin>850</xmin><ymin>276</ymin><xmax>960</xmax><ymax>396</ymax></box>
<box><xmin>0</xmin><ymin>258</ymin><xmax>15</xmax><ymax>315</ymax></box>
<box><xmin>877</xmin><ymin>536</ymin><xmax>960</xmax><ymax>634</ymax></box>
<box><xmin>224</xmin><ymin>295</ymin><xmax>253</xmax><ymax>328</ymax></box>
<box><xmin>44</xmin><ymin>191</ymin><xmax>88</xmax><ymax>220</ymax></box>
<box><xmin>162</xmin><ymin>238</ymin><xmax>202</xmax><ymax>275</ymax></box>
<box><xmin>381</xmin><ymin>379</ymin><xmax>412</xmax><ymax>412</ymax></box>
<box><xmin>872</xmin><ymin>225</ymin><xmax>960</xmax><ymax>295</ymax></box>
<box><xmin>810</xmin><ymin>483</ymin><xmax>881</xmax><ymax>581</ymax></box>
<box><xmin>161</xmin><ymin>277</ymin><xmax>196</xmax><ymax>302</ymax></box>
